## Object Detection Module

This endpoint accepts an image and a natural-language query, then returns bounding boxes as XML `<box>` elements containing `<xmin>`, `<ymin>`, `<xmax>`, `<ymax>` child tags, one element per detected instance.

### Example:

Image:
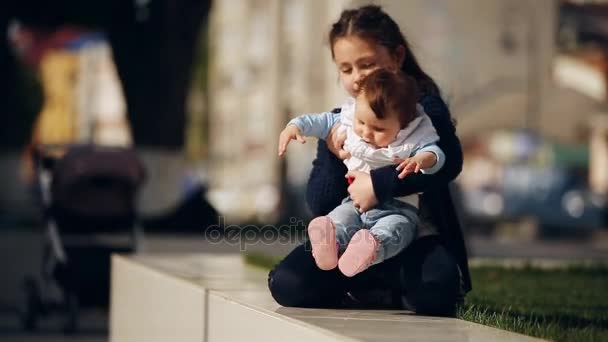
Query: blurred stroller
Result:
<box><xmin>20</xmin><ymin>144</ymin><xmax>145</xmax><ymax>333</ymax></box>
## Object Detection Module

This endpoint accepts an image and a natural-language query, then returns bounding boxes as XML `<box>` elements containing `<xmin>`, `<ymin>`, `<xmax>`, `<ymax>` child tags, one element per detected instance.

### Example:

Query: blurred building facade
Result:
<box><xmin>207</xmin><ymin>0</ymin><xmax>350</xmax><ymax>222</ymax></box>
<box><xmin>206</xmin><ymin>0</ymin><xmax>608</xmax><ymax>226</ymax></box>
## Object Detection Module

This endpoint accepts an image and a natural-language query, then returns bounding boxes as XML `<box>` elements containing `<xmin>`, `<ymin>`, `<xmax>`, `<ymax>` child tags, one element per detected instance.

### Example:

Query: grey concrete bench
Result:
<box><xmin>110</xmin><ymin>254</ymin><xmax>544</xmax><ymax>341</ymax></box>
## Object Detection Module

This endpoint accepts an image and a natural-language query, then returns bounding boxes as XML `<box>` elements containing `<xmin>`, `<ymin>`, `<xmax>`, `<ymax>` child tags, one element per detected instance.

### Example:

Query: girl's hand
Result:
<box><xmin>394</xmin><ymin>152</ymin><xmax>436</xmax><ymax>179</ymax></box>
<box><xmin>326</xmin><ymin>124</ymin><xmax>350</xmax><ymax>160</ymax></box>
<box><xmin>278</xmin><ymin>125</ymin><xmax>306</xmax><ymax>156</ymax></box>
<box><xmin>345</xmin><ymin>171</ymin><xmax>378</xmax><ymax>212</ymax></box>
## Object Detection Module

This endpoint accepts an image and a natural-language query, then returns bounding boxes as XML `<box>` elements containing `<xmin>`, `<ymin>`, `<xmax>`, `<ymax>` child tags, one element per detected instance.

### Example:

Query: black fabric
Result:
<box><xmin>268</xmin><ymin>236</ymin><xmax>462</xmax><ymax>316</ymax></box>
<box><xmin>268</xmin><ymin>241</ymin><xmax>348</xmax><ymax>309</ymax></box>
<box><xmin>305</xmin><ymin>139</ymin><xmax>349</xmax><ymax>217</ymax></box>
<box><xmin>398</xmin><ymin>236</ymin><xmax>462</xmax><ymax>316</ymax></box>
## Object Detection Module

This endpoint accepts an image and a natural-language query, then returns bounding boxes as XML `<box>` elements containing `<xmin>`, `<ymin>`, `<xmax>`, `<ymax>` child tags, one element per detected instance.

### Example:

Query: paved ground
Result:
<box><xmin>0</xmin><ymin>227</ymin><xmax>606</xmax><ymax>341</ymax></box>
<box><xmin>113</xmin><ymin>253</ymin><xmax>545</xmax><ymax>342</ymax></box>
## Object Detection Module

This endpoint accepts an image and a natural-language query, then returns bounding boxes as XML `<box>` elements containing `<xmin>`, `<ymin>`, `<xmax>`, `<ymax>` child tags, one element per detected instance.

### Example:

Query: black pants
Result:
<box><xmin>268</xmin><ymin>235</ymin><xmax>463</xmax><ymax>316</ymax></box>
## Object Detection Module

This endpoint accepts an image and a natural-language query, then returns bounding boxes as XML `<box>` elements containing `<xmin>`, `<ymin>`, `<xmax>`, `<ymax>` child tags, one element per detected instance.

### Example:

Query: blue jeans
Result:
<box><xmin>326</xmin><ymin>197</ymin><xmax>419</xmax><ymax>265</ymax></box>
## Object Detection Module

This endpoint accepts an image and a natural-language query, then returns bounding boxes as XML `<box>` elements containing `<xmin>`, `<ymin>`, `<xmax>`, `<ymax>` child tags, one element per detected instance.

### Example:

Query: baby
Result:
<box><xmin>278</xmin><ymin>69</ymin><xmax>444</xmax><ymax>277</ymax></box>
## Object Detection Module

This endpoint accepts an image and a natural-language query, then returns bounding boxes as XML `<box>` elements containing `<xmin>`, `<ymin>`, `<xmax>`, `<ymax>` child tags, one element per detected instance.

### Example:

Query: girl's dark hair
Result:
<box><xmin>329</xmin><ymin>5</ymin><xmax>440</xmax><ymax>97</ymax></box>
<box><xmin>358</xmin><ymin>69</ymin><xmax>417</xmax><ymax>129</ymax></box>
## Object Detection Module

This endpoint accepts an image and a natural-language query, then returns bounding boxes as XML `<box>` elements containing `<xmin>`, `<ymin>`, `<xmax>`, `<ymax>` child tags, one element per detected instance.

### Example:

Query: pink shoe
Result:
<box><xmin>338</xmin><ymin>230</ymin><xmax>379</xmax><ymax>277</ymax></box>
<box><xmin>307</xmin><ymin>216</ymin><xmax>338</xmax><ymax>270</ymax></box>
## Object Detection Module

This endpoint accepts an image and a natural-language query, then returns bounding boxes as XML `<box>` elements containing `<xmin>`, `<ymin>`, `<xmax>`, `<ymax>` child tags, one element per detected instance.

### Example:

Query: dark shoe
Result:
<box><xmin>340</xmin><ymin>288</ymin><xmax>402</xmax><ymax>309</ymax></box>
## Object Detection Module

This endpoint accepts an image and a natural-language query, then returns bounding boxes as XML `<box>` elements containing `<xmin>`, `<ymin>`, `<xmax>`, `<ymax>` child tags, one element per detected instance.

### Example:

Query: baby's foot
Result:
<box><xmin>338</xmin><ymin>229</ymin><xmax>379</xmax><ymax>277</ymax></box>
<box><xmin>307</xmin><ymin>216</ymin><xmax>338</xmax><ymax>270</ymax></box>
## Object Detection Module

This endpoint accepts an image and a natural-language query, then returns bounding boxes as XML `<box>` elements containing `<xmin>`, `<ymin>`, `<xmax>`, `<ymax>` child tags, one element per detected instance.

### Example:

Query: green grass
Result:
<box><xmin>244</xmin><ymin>253</ymin><xmax>608</xmax><ymax>342</ymax></box>
<box><xmin>460</xmin><ymin>265</ymin><xmax>608</xmax><ymax>342</ymax></box>
<box><xmin>244</xmin><ymin>252</ymin><xmax>282</xmax><ymax>270</ymax></box>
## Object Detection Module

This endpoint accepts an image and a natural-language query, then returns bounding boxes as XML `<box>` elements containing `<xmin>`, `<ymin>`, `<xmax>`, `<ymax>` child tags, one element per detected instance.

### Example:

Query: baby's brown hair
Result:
<box><xmin>357</xmin><ymin>69</ymin><xmax>418</xmax><ymax>129</ymax></box>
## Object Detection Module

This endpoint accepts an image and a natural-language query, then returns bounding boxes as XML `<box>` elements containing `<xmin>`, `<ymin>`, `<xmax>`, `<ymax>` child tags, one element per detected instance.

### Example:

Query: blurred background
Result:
<box><xmin>1</xmin><ymin>0</ymin><xmax>608</xmax><ymax>340</ymax></box>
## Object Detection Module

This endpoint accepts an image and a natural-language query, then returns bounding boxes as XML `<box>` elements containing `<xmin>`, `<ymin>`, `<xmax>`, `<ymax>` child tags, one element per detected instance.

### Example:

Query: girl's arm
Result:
<box><xmin>369</xmin><ymin>95</ymin><xmax>463</xmax><ymax>202</ymax></box>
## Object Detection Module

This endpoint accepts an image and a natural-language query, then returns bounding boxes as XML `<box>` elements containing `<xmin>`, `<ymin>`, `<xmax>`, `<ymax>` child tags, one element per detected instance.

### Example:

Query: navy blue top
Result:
<box><xmin>305</xmin><ymin>94</ymin><xmax>472</xmax><ymax>292</ymax></box>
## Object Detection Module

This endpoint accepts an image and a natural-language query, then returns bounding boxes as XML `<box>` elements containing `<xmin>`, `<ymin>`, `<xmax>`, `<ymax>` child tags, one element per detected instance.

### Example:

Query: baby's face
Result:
<box><xmin>353</xmin><ymin>95</ymin><xmax>401</xmax><ymax>148</ymax></box>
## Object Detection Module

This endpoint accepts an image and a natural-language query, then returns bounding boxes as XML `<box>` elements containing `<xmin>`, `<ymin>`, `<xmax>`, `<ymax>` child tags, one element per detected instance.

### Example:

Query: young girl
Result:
<box><xmin>279</xmin><ymin>69</ymin><xmax>445</xmax><ymax>277</ymax></box>
<box><xmin>268</xmin><ymin>5</ymin><xmax>470</xmax><ymax>316</ymax></box>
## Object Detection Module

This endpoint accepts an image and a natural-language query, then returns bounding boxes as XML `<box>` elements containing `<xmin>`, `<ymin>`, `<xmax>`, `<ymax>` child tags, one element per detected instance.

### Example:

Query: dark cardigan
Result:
<box><xmin>305</xmin><ymin>94</ymin><xmax>472</xmax><ymax>292</ymax></box>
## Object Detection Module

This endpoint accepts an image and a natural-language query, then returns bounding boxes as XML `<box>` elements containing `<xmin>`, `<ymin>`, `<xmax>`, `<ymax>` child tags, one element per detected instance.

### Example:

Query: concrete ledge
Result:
<box><xmin>110</xmin><ymin>253</ymin><xmax>545</xmax><ymax>342</ymax></box>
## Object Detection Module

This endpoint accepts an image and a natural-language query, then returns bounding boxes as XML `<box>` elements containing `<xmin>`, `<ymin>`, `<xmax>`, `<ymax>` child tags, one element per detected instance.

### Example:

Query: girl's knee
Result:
<box><xmin>402</xmin><ymin>244</ymin><xmax>463</xmax><ymax>316</ymax></box>
<box><xmin>410</xmin><ymin>284</ymin><xmax>460</xmax><ymax>317</ymax></box>
<box><xmin>407</xmin><ymin>265</ymin><xmax>462</xmax><ymax>317</ymax></box>
<box><xmin>267</xmin><ymin>267</ymin><xmax>307</xmax><ymax>307</ymax></box>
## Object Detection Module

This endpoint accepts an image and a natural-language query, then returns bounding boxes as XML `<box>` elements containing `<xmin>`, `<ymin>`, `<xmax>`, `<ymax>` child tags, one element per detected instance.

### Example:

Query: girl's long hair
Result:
<box><xmin>329</xmin><ymin>5</ymin><xmax>441</xmax><ymax>97</ymax></box>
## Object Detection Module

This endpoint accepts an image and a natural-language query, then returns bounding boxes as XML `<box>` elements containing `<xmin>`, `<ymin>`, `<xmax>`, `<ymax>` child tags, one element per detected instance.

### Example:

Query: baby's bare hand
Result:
<box><xmin>278</xmin><ymin>125</ymin><xmax>306</xmax><ymax>156</ymax></box>
<box><xmin>393</xmin><ymin>152</ymin><xmax>436</xmax><ymax>178</ymax></box>
<box><xmin>394</xmin><ymin>158</ymin><xmax>421</xmax><ymax>179</ymax></box>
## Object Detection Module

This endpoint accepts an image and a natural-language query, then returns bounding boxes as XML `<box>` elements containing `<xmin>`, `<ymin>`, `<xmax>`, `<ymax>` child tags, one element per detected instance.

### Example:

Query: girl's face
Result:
<box><xmin>332</xmin><ymin>36</ymin><xmax>404</xmax><ymax>97</ymax></box>
<box><xmin>353</xmin><ymin>94</ymin><xmax>401</xmax><ymax>148</ymax></box>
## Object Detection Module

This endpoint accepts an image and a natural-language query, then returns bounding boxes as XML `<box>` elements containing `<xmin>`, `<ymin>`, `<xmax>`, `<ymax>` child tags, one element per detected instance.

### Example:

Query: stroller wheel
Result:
<box><xmin>20</xmin><ymin>276</ymin><xmax>41</xmax><ymax>331</ymax></box>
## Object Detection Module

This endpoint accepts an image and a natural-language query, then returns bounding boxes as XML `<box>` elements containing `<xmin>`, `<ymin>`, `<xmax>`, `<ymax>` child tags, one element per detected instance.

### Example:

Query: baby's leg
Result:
<box><xmin>308</xmin><ymin>202</ymin><xmax>361</xmax><ymax>270</ymax></box>
<box><xmin>326</xmin><ymin>201</ymin><xmax>363</xmax><ymax>249</ymax></box>
<box><xmin>338</xmin><ymin>214</ymin><xmax>416</xmax><ymax>277</ymax></box>
<box><xmin>368</xmin><ymin>214</ymin><xmax>417</xmax><ymax>264</ymax></box>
